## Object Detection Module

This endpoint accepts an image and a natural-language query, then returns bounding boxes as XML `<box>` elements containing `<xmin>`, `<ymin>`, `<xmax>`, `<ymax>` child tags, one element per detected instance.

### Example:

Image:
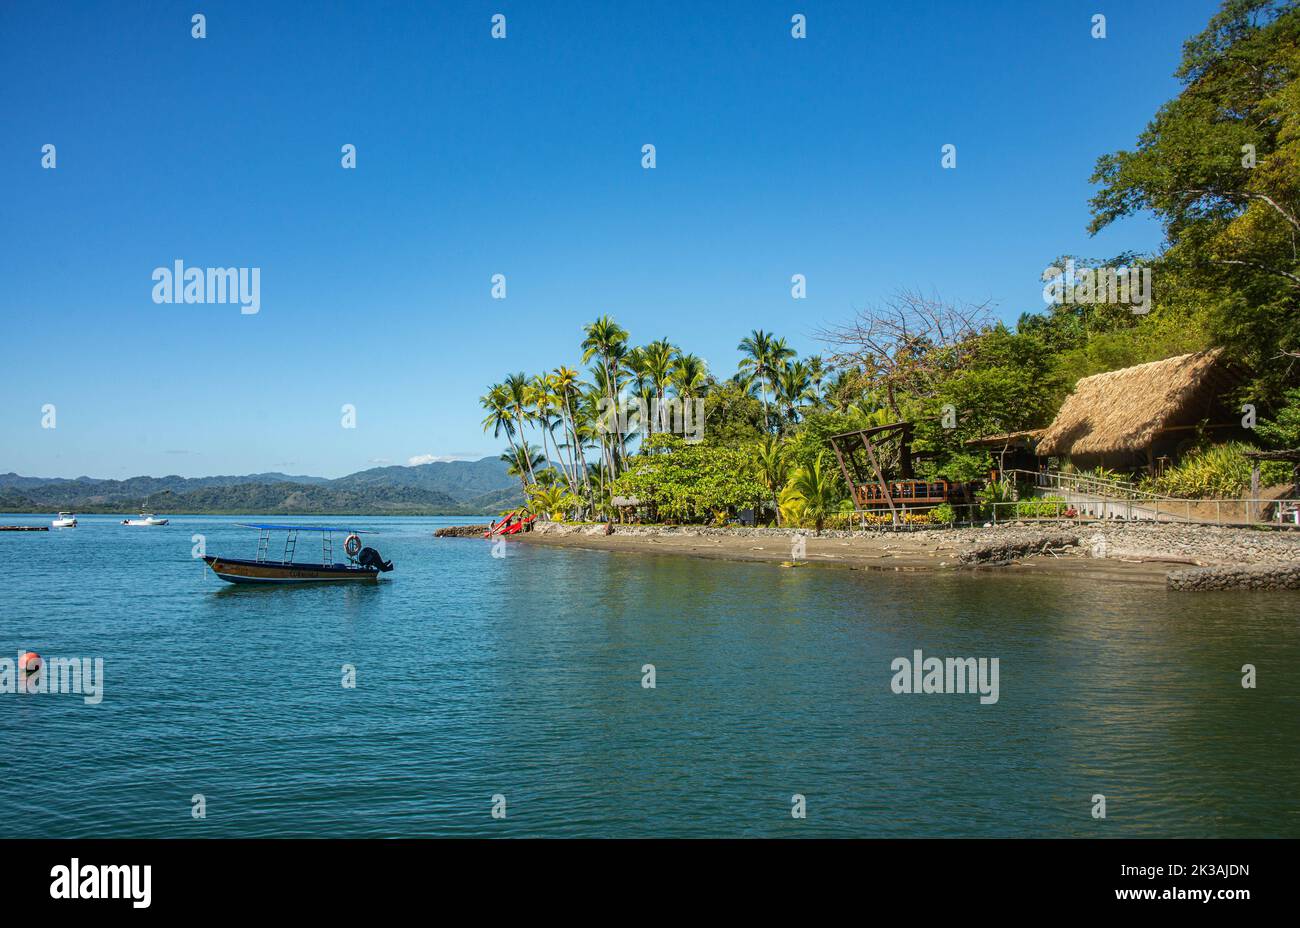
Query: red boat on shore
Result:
<box><xmin>484</xmin><ymin>512</ymin><xmax>537</xmax><ymax>538</ymax></box>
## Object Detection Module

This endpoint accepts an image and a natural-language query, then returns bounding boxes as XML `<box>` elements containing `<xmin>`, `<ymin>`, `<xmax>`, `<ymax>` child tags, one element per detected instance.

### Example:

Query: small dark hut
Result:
<box><xmin>963</xmin><ymin>429</ymin><xmax>1043</xmax><ymax>476</ymax></box>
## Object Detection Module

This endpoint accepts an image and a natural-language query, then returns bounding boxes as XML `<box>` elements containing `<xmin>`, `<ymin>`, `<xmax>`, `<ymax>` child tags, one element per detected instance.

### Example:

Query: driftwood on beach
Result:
<box><xmin>956</xmin><ymin>532</ymin><xmax>1080</xmax><ymax>566</ymax></box>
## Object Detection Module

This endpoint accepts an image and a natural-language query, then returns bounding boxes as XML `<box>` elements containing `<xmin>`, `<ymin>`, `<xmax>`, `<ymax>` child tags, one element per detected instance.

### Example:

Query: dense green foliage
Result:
<box><xmin>612</xmin><ymin>435</ymin><xmax>768</xmax><ymax>523</ymax></box>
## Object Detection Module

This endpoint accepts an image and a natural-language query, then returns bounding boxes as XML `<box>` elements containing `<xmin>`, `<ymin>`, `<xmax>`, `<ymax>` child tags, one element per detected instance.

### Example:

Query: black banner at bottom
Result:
<box><xmin>0</xmin><ymin>838</ymin><xmax>1282</xmax><ymax>914</ymax></box>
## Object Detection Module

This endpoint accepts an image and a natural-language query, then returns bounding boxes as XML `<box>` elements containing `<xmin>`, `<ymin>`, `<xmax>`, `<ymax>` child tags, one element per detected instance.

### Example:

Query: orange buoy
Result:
<box><xmin>18</xmin><ymin>651</ymin><xmax>41</xmax><ymax>673</ymax></box>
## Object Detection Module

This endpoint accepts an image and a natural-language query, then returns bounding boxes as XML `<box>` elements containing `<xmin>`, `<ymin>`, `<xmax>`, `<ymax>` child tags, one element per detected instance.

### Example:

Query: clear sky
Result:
<box><xmin>0</xmin><ymin>0</ymin><xmax>1221</xmax><ymax>479</ymax></box>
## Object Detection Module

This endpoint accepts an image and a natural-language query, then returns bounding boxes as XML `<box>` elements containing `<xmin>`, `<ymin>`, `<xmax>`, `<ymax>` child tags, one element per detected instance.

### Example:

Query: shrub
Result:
<box><xmin>1153</xmin><ymin>443</ymin><xmax>1290</xmax><ymax>498</ymax></box>
<box><xmin>1013</xmin><ymin>495</ymin><xmax>1068</xmax><ymax>518</ymax></box>
<box><xmin>929</xmin><ymin>503</ymin><xmax>956</xmax><ymax>524</ymax></box>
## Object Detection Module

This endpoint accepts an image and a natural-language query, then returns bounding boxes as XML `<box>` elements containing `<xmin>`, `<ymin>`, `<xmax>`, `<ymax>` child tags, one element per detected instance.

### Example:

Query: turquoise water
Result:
<box><xmin>1</xmin><ymin>514</ymin><xmax>1297</xmax><ymax>837</ymax></box>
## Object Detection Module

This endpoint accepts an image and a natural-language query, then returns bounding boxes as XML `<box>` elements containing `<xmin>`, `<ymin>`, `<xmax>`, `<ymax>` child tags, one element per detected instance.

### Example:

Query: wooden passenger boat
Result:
<box><xmin>203</xmin><ymin>523</ymin><xmax>393</xmax><ymax>585</ymax></box>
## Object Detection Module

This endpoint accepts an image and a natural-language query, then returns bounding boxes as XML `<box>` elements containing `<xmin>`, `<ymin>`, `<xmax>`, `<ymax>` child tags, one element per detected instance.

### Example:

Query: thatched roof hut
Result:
<box><xmin>1036</xmin><ymin>349</ymin><xmax>1237</xmax><ymax>467</ymax></box>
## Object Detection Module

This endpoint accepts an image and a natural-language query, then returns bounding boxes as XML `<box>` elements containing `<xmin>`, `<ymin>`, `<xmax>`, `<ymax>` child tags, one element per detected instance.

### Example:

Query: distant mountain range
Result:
<box><xmin>0</xmin><ymin>458</ymin><xmax>524</xmax><ymax>516</ymax></box>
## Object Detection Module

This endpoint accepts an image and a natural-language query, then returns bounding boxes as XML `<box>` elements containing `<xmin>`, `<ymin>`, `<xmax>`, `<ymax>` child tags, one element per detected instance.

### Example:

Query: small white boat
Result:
<box><xmin>52</xmin><ymin>512</ymin><xmax>77</xmax><ymax>528</ymax></box>
<box><xmin>122</xmin><ymin>513</ymin><xmax>169</xmax><ymax>526</ymax></box>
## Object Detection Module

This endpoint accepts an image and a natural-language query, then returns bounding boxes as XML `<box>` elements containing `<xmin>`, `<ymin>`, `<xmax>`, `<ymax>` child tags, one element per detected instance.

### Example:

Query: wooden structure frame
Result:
<box><xmin>828</xmin><ymin>423</ymin><xmax>959</xmax><ymax>517</ymax></box>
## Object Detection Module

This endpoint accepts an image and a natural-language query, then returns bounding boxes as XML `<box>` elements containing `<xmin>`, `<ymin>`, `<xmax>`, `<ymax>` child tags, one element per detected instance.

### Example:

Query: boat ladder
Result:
<box><xmin>256</xmin><ymin>529</ymin><xmax>270</xmax><ymax>563</ymax></box>
<box><xmin>282</xmin><ymin>530</ymin><xmax>298</xmax><ymax>564</ymax></box>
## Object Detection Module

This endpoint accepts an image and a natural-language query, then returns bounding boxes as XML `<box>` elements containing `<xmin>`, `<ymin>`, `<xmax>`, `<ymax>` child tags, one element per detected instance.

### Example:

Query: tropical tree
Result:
<box><xmin>737</xmin><ymin>330</ymin><xmax>794</xmax><ymax>433</ymax></box>
<box><xmin>481</xmin><ymin>384</ymin><xmax>527</xmax><ymax>494</ymax></box>
<box><xmin>581</xmin><ymin>316</ymin><xmax>630</xmax><ymax>473</ymax></box>
<box><xmin>550</xmin><ymin>366</ymin><xmax>591</xmax><ymax>503</ymax></box>
<box><xmin>503</xmin><ymin>372</ymin><xmax>538</xmax><ymax>483</ymax></box>
<box><xmin>1087</xmin><ymin>0</ymin><xmax>1300</xmax><ymax>399</ymax></box>
<box><xmin>526</xmin><ymin>483</ymin><xmax>580</xmax><ymax>521</ymax></box>
<box><xmin>776</xmin><ymin>360</ymin><xmax>814</xmax><ymax>427</ymax></box>
<box><xmin>640</xmin><ymin>338</ymin><xmax>677</xmax><ymax>434</ymax></box>
<box><xmin>500</xmin><ymin>442</ymin><xmax>545</xmax><ymax>489</ymax></box>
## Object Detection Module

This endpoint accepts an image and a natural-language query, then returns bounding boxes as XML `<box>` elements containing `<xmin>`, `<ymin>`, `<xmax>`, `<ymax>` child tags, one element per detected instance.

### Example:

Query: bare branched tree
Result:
<box><xmin>815</xmin><ymin>289</ymin><xmax>994</xmax><ymax>417</ymax></box>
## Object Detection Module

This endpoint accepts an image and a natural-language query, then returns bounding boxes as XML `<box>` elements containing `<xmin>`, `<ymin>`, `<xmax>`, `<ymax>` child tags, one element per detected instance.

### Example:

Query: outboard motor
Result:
<box><xmin>357</xmin><ymin>547</ymin><xmax>394</xmax><ymax>572</ymax></box>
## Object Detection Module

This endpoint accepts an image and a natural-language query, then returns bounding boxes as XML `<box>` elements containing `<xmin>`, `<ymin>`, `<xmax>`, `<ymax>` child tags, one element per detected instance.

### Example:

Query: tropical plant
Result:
<box><xmin>753</xmin><ymin>434</ymin><xmax>790</xmax><ymax>525</ymax></box>
<box><xmin>781</xmin><ymin>452</ymin><xmax>842</xmax><ymax>534</ymax></box>
<box><xmin>1152</xmin><ymin>442</ymin><xmax>1290</xmax><ymax>498</ymax></box>
<box><xmin>526</xmin><ymin>483</ymin><xmax>580</xmax><ymax>521</ymax></box>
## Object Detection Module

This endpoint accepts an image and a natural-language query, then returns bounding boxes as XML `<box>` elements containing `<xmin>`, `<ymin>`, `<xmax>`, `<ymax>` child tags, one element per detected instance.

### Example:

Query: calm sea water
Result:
<box><xmin>1</xmin><ymin>513</ymin><xmax>1297</xmax><ymax>837</ymax></box>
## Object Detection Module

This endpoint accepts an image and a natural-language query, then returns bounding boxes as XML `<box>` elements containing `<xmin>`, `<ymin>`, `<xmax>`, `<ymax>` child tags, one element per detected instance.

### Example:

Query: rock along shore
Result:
<box><xmin>433</xmin><ymin>524</ymin><xmax>489</xmax><ymax>538</ymax></box>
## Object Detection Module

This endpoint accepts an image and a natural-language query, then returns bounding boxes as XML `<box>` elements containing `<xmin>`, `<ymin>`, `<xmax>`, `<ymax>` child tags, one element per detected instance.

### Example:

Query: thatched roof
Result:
<box><xmin>1036</xmin><ymin>349</ymin><xmax>1228</xmax><ymax>457</ymax></box>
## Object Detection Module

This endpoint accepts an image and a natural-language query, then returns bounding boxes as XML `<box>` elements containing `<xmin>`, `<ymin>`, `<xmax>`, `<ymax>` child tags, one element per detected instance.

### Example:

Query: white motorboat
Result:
<box><xmin>122</xmin><ymin>513</ymin><xmax>169</xmax><ymax>526</ymax></box>
<box><xmin>52</xmin><ymin>512</ymin><xmax>77</xmax><ymax>528</ymax></box>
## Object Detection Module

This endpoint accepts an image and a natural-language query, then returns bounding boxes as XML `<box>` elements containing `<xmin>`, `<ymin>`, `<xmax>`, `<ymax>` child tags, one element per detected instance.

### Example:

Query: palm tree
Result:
<box><xmin>754</xmin><ymin>434</ymin><xmax>790</xmax><ymax>525</ymax></box>
<box><xmin>669</xmin><ymin>352</ymin><xmax>709</xmax><ymax>400</ymax></box>
<box><xmin>822</xmin><ymin>369</ymin><xmax>859</xmax><ymax>413</ymax></box>
<box><xmin>785</xmin><ymin>452</ymin><xmax>840</xmax><ymax>535</ymax></box>
<box><xmin>621</xmin><ymin>345</ymin><xmax>653</xmax><ymax>439</ymax></box>
<box><xmin>528</xmin><ymin>375</ymin><xmax>576</xmax><ymax>495</ymax></box>
<box><xmin>549</xmin><ymin>366</ymin><xmax>590</xmax><ymax>503</ymax></box>
<box><xmin>641</xmin><ymin>338</ymin><xmax>676</xmax><ymax>434</ymax></box>
<box><xmin>501</xmin><ymin>442</ymin><xmax>545</xmax><ymax>490</ymax></box>
<box><xmin>804</xmin><ymin>355</ymin><xmax>827</xmax><ymax>406</ymax></box>
<box><xmin>503</xmin><ymin>372</ymin><xmax>538</xmax><ymax>483</ymax></box>
<box><xmin>481</xmin><ymin>384</ymin><xmax>527</xmax><ymax>494</ymax></box>
<box><xmin>776</xmin><ymin>360</ymin><xmax>813</xmax><ymax>427</ymax></box>
<box><xmin>526</xmin><ymin>483</ymin><xmax>575</xmax><ymax>521</ymax></box>
<box><xmin>581</xmin><ymin>316</ymin><xmax>629</xmax><ymax>472</ymax></box>
<box><xmin>737</xmin><ymin>330</ymin><xmax>795</xmax><ymax>433</ymax></box>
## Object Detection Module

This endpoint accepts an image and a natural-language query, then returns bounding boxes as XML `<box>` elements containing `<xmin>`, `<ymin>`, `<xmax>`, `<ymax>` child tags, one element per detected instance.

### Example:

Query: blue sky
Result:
<box><xmin>0</xmin><ymin>0</ymin><xmax>1221</xmax><ymax>479</ymax></box>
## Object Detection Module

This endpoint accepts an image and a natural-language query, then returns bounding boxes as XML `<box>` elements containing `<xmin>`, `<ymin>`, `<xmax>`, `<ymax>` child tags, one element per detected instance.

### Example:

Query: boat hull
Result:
<box><xmin>203</xmin><ymin>556</ymin><xmax>380</xmax><ymax>584</ymax></box>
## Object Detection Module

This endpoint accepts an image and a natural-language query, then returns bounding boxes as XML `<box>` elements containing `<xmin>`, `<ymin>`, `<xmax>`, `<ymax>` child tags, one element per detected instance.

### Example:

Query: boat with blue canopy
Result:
<box><xmin>203</xmin><ymin>523</ymin><xmax>394</xmax><ymax>584</ymax></box>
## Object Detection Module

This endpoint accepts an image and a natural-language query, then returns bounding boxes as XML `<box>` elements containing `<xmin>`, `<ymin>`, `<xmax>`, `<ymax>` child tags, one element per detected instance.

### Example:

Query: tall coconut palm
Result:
<box><xmin>481</xmin><ymin>384</ymin><xmax>527</xmax><ymax>495</ymax></box>
<box><xmin>669</xmin><ymin>352</ymin><xmax>709</xmax><ymax>400</ymax></box>
<box><xmin>581</xmin><ymin>316</ymin><xmax>629</xmax><ymax>473</ymax></box>
<box><xmin>776</xmin><ymin>360</ymin><xmax>814</xmax><ymax>427</ymax></box>
<box><xmin>527</xmin><ymin>375</ymin><xmax>571</xmax><ymax>494</ymax></box>
<box><xmin>804</xmin><ymin>355</ymin><xmax>827</xmax><ymax>406</ymax></box>
<box><xmin>640</xmin><ymin>338</ymin><xmax>676</xmax><ymax>434</ymax></box>
<box><xmin>621</xmin><ymin>345</ymin><xmax>649</xmax><ymax>438</ymax></box>
<box><xmin>503</xmin><ymin>372</ymin><xmax>538</xmax><ymax>483</ymax></box>
<box><xmin>583</xmin><ymin>371</ymin><xmax>614</xmax><ymax>484</ymax></box>
<box><xmin>501</xmin><ymin>442</ymin><xmax>545</xmax><ymax>489</ymax></box>
<box><xmin>737</xmin><ymin>330</ymin><xmax>795</xmax><ymax>433</ymax></box>
<box><xmin>822</xmin><ymin>369</ymin><xmax>859</xmax><ymax>413</ymax></box>
<box><xmin>549</xmin><ymin>366</ymin><xmax>589</xmax><ymax>502</ymax></box>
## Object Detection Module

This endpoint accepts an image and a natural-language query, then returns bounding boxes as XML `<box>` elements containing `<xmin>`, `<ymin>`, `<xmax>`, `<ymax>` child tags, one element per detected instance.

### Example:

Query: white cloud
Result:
<box><xmin>407</xmin><ymin>453</ymin><xmax>473</xmax><ymax>466</ymax></box>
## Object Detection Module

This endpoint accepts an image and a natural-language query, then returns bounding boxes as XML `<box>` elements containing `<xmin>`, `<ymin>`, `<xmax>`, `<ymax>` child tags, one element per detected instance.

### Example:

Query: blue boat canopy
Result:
<box><xmin>236</xmin><ymin>523</ymin><xmax>376</xmax><ymax>533</ymax></box>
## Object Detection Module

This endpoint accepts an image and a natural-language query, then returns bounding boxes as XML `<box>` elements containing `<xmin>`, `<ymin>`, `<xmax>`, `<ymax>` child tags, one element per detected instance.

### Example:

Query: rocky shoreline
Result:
<box><xmin>433</xmin><ymin>524</ymin><xmax>489</xmax><ymax>538</ymax></box>
<box><xmin>488</xmin><ymin>520</ymin><xmax>1300</xmax><ymax>590</ymax></box>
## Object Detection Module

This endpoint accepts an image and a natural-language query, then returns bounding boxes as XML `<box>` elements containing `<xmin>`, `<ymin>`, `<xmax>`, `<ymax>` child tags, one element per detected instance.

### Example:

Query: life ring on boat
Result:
<box><xmin>344</xmin><ymin>534</ymin><xmax>363</xmax><ymax>558</ymax></box>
